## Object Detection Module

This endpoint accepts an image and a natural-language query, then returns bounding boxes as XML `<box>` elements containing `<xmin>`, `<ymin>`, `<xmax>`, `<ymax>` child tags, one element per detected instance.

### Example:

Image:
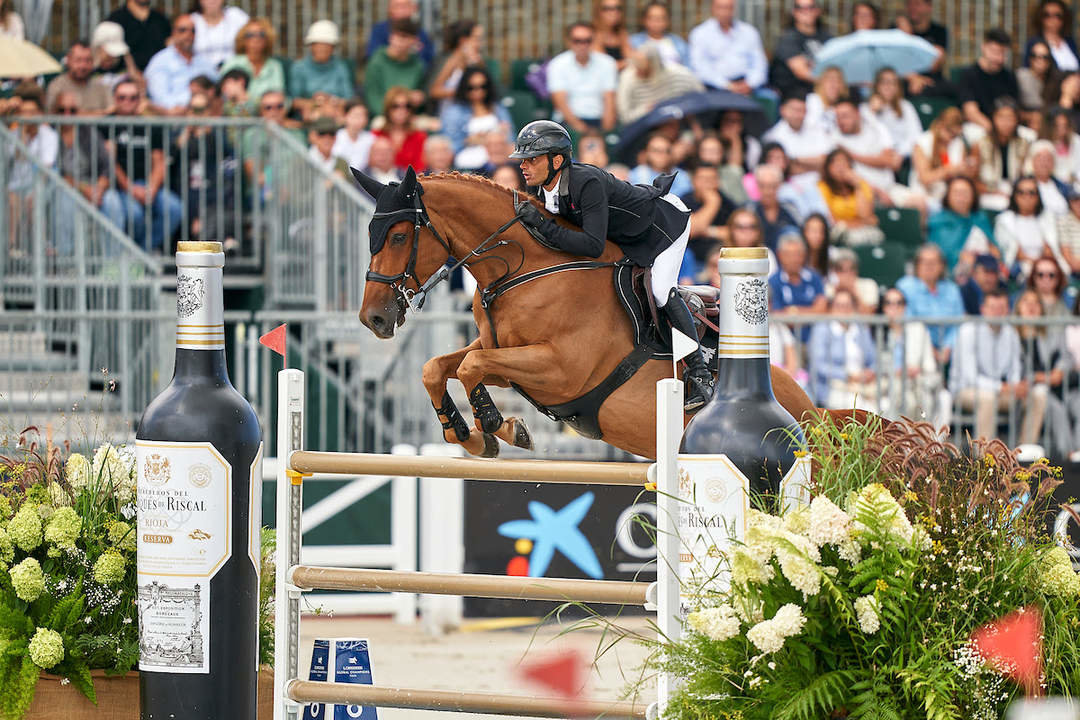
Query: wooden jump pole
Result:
<box><xmin>289</xmin><ymin>450</ymin><xmax>651</xmax><ymax>486</ymax></box>
<box><xmin>285</xmin><ymin>681</ymin><xmax>648</xmax><ymax>719</ymax></box>
<box><xmin>289</xmin><ymin>566</ymin><xmax>651</xmax><ymax>605</ymax></box>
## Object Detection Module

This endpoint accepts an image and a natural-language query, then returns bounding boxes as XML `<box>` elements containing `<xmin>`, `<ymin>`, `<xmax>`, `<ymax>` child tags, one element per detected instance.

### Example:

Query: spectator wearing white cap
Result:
<box><xmin>191</xmin><ymin>0</ymin><xmax>249</xmax><ymax>69</ymax></box>
<box><xmin>90</xmin><ymin>21</ymin><xmax>140</xmax><ymax>92</ymax></box>
<box><xmin>45</xmin><ymin>39</ymin><xmax>112</xmax><ymax>114</ymax></box>
<box><xmin>290</xmin><ymin>20</ymin><xmax>355</xmax><ymax>120</ymax></box>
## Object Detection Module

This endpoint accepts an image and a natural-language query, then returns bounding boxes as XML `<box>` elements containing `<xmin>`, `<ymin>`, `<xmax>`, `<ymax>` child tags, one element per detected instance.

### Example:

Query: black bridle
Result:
<box><xmin>364</xmin><ymin>185</ymin><xmax>529</xmax><ymax>315</ymax></box>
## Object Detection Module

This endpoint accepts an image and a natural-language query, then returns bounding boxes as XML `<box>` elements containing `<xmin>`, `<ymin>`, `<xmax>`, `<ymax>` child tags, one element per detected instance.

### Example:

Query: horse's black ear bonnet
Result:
<box><xmin>350</xmin><ymin>166</ymin><xmax>422</xmax><ymax>255</ymax></box>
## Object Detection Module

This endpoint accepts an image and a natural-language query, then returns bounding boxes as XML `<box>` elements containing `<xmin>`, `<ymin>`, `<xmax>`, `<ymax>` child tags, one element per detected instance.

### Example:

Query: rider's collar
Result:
<box><xmin>542</xmin><ymin>163</ymin><xmax>570</xmax><ymax>197</ymax></box>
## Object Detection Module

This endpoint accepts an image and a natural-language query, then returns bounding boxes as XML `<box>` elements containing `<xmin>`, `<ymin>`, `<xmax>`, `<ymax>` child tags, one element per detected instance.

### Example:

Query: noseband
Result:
<box><xmin>364</xmin><ymin>186</ymin><xmax>530</xmax><ymax>314</ymax></box>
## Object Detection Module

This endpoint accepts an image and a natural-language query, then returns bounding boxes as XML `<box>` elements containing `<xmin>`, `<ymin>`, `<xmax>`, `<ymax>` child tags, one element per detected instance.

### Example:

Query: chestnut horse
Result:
<box><xmin>354</xmin><ymin>168</ymin><xmax>823</xmax><ymax>460</ymax></box>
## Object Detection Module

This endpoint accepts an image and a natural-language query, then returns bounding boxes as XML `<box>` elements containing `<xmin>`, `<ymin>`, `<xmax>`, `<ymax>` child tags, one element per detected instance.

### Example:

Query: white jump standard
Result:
<box><xmin>273</xmin><ymin>368</ymin><xmax>685</xmax><ymax>720</ymax></box>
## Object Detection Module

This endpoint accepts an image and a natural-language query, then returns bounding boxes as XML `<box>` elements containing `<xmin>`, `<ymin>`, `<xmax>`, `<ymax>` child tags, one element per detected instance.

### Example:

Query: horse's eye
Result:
<box><xmin>390</xmin><ymin>232</ymin><xmax>408</xmax><ymax>246</ymax></box>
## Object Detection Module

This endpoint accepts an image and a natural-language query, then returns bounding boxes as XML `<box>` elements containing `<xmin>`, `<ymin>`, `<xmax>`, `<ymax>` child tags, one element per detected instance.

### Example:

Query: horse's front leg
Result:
<box><xmin>456</xmin><ymin>344</ymin><xmax>569</xmax><ymax>456</ymax></box>
<box><xmin>422</xmin><ymin>339</ymin><xmax>496</xmax><ymax>457</ymax></box>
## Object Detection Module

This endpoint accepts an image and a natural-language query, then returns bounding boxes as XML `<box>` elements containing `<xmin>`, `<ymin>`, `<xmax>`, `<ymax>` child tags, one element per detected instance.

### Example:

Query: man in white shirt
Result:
<box><xmin>546</xmin><ymin>22</ymin><xmax>617</xmax><ymax>132</ymax></box>
<box><xmin>830</xmin><ymin>96</ymin><xmax>925</xmax><ymax>210</ymax></box>
<box><xmin>949</xmin><ymin>289</ymin><xmax>1045</xmax><ymax>444</ymax></box>
<box><xmin>688</xmin><ymin>0</ymin><xmax>768</xmax><ymax>94</ymax></box>
<box><xmin>829</xmin><ymin>97</ymin><xmax>899</xmax><ymax>191</ymax></box>
<box><xmin>763</xmin><ymin>92</ymin><xmax>833</xmax><ymax>175</ymax></box>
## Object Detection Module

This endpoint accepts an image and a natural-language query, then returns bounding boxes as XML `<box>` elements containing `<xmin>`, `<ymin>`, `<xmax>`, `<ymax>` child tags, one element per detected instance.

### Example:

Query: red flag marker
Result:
<box><xmin>519</xmin><ymin>650</ymin><xmax>586</xmax><ymax>700</ymax></box>
<box><xmin>260</xmin><ymin>323</ymin><xmax>287</xmax><ymax>359</ymax></box>
<box><xmin>971</xmin><ymin>606</ymin><xmax>1043</xmax><ymax>695</ymax></box>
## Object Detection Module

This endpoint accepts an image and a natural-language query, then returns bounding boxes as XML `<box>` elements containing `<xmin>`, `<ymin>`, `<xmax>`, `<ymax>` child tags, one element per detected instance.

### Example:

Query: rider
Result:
<box><xmin>508</xmin><ymin>120</ymin><xmax>714</xmax><ymax>412</ymax></box>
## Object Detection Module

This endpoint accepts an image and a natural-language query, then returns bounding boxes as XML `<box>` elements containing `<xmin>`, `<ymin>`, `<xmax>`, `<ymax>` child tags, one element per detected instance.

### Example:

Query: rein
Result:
<box><xmin>365</xmin><ymin>186</ymin><xmax>616</xmax><ymax>346</ymax></box>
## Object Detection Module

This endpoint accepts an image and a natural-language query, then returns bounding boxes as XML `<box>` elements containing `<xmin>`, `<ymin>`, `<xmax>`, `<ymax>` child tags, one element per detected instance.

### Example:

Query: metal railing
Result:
<box><xmin>5</xmin><ymin>116</ymin><xmax>375</xmax><ymax>310</ymax></box>
<box><xmin>40</xmin><ymin>0</ymin><xmax>1066</xmax><ymax>83</ymax></box>
<box><xmin>261</xmin><ymin>124</ymin><xmax>376</xmax><ymax>311</ymax></box>
<box><xmin>4</xmin><ymin>297</ymin><xmax>1078</xmax><ymax>457</ymax></box>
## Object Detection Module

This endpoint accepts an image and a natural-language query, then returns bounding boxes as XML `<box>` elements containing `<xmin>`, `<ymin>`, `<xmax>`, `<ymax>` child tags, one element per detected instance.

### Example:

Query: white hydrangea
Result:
<box><xmin>781</xmin><ymin>506</ymin><xmax>811</xmax><ymax>536</ymax></box>
<box><xmin>732</xmin><ymin>548</ymin><xmax>774</xmax><ymax>585</ymax></box>
<box><xmin>65</xmin><ymin>453</ymin><xmax>91</xmax><ymax>492</ymax></box>
<box><xmin>746</xmin><ymin>603</ymin><xmax>806</xmax><ymax>654</ymax></box>
<box><xmin>687</xmin><ymin>604</ymin><xmax>741</xmax><ymax>642</ymax></box>
<box><xmin>838</xmin><ymin>537</ymin><xmax>862</xmax><ymax>563</ymax></box>
<box><xmin>854</xmin><ymin>594</ymin><xmax>881</xmax><ymax>634</ymax></box>
<box><xmin>774</xmin><ymin>530</ymin><xmax>821</xmax><ymax>598</ymax></box>
<box><xmin>807</xmin><ymin>496</ymin><xmax>852</xmax><ymax>549</ymax></box>
<box><xmin>92</xmin><ymin>443</ymin><xmax>136</xmax><ymax>505</ymax></box>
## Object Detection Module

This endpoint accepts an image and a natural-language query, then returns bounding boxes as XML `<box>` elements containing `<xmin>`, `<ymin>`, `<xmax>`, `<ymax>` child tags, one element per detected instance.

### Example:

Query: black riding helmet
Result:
<box><xmin>509</xmin><ymin>120</ymin><xmax>573</xmax><ymax>186</ymax></box>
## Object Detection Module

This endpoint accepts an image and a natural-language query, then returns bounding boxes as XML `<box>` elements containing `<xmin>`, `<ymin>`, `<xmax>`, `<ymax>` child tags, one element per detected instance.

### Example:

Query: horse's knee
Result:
<box><xmin>421</xmin><ymin>357</ymin><xmax>447</xmax><ymax>395</ymax></box>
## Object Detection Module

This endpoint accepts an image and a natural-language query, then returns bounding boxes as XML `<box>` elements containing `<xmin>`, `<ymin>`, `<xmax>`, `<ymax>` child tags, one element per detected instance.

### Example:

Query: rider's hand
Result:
<box><xmin>515</xmin><ymin>199</ymin><xmax>546</xmax><ymax>230</ymax></box>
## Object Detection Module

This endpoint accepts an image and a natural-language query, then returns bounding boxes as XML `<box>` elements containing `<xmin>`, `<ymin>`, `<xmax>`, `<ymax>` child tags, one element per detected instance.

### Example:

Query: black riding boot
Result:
<box><xmin>661</xmin><ymin>288</ymin><xmax>714</xmax><ymax>413</ymax></box>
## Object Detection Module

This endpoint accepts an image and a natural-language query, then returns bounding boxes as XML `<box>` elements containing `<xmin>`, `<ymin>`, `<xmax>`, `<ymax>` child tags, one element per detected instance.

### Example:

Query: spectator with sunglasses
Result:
<box><xmin>1026</xmin><ymin>255</ymin><xmax>1074</xmax><ymax>317</ymax></box>
<box><xmin>439</xmin><ymin>66</ymin><xmax>513</xmax><ymax>168</ymax></box>
<box><xmin>547</xmin><ymin>21</ymin><xmax>618</xmax><ymax>133</ymax></box>
<box><xmin>373</xmin><ymin>86</ymin><xmax>427</xmax><ymax>172</ymax></box>
<box><xmin>1018</xmin><ymin>40</ymin><xmax>1063</xmax><ymax>121</ymax></box>
<box><xmin>241</xmin><ymin>90</ymin><xmax>304</xmax><ymax>201</ymax></box>
<box><xmin>169</xmin><ymin>92</ymin><xmax>241</xmax><ymax>248</ymax></box>
<box><xmin>995</xmin><ymin>175</ymin><xmax>1066</xmax><ymax>280</ymax></box>
<box><xmin>219</xmin><ymin>18</ymin><xmax>285</xmax><ymax>110</ymax></box>
<box><xmin>52</xmin><ymin>92</ymin><xmax>113</xmax><ymax>255</ymax></box>
<box><xmin>99</xmin><ymin>80</ymin><xmax>182</xmax><ymax>252</ymax></box>
<box><xmin>145</xmin><ymin>14</ymin><xmax>218</xmax><ymax>115</ymax></box>
<box><xmin>54</xmin><ymin>91</ymin><xmax>112</xmax><ymax>211</ymax></box>
<box><xmin>1024</xmin><ymin>0</ymin><xmax>1078</xmax><ymax>72</ymax></box>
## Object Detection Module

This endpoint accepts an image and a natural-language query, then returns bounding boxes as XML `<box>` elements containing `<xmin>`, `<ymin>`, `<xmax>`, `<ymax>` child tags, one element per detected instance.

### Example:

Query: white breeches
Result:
<box><xmin>650</xmin><ymin>193</ymin><xmax>691</xmax><ymax>305</ymax></box>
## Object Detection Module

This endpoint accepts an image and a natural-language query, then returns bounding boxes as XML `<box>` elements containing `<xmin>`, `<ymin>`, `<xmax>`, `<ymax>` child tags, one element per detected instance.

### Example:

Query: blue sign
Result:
<box><xmin>497</xmin><ymin>492</ymin><xmax>604</xmax><ymax>579</ymax></box>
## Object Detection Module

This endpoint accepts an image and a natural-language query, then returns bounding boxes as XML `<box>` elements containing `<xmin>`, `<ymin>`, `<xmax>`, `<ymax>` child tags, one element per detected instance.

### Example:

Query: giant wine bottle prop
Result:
<box><xmin>136</xmin><ymin>241</ymin><xmax>262</xmax><ymax>720</ymax></box>
<box><xmin>676</xmin><ymin>247</ymin><xmax>809</xmax><ymax>611</ymax></box>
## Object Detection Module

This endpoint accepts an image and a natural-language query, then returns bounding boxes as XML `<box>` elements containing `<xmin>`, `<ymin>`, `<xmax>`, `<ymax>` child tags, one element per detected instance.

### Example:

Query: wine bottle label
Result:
<box><xmin>675</xmin><ymin>454</ymin><xmax>748</xmax><ymax>617</ymax></box>
<box><xmin>675</xmin><ymin>454</ymin><xmax>812</xmax><ymax>616</ymax></box>
<box><xmin>136</xmin><ymin>441</ymin><xmax>233</xmax><ymax>673</ymax></box>
<box><xmin>715</xmin><ymin>275</ymin><xmax>769</xmax><ymax>358</ymax></box>
<box><xmin>175</xmin><ymin>265</ymin><xmax>225</xmax><ymax>350</ymax></box>
<box><xmin>248</xmin><ymin>443</ymin><xmax>263</xmax><ymax>672</ymax></box>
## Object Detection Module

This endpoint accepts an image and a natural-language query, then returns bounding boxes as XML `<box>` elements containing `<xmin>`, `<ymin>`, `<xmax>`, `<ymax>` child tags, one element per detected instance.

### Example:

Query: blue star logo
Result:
<box><xmin>497</xmin><ymin>492</ymin><xmax>603</xmax><ymax>579</ymax></box>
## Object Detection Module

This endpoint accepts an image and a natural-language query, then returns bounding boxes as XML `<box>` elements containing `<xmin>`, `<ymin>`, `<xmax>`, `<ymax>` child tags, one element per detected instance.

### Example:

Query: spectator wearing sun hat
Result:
<box><xmin>290</xmin><ymin>20</ymin><xmax>355</xmax><ymax>120</ymax></box>
<box><xmin>90</xmin><ymin>21</ymin><xmax>140</xmax><ymax>93</ymax></box>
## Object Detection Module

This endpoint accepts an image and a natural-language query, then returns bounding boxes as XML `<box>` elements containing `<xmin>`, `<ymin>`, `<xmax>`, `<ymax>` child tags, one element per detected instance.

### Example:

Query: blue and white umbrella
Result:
<box><xmin>813</xmin><ymin>29</ymin><xmax>939</xmax><ymax>85</ymax></box>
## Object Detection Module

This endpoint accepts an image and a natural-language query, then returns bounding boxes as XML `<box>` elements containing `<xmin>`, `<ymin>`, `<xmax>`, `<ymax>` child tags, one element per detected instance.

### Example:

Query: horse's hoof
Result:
<box><xmin>512</xmin><ymin>419</ymin><xmax>533</xmax><ymax>450</ymax></box>
<box><xmin>480</xmin><ymin>432</ymin><xmax>499</xmax><ymax>458</ymax></box>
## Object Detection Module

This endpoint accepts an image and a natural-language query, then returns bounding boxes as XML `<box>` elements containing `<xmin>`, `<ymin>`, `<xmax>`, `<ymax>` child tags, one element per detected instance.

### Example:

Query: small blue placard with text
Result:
<box><xmin>301</xmin><ymin>638</ymin><xmax>377</xmax><ymax>720</ymax></box>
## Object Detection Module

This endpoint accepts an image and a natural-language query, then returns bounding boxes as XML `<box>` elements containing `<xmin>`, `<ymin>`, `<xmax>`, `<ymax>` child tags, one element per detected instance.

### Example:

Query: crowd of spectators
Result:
<box><xmin>4</xmin><ymin>0</ymin><xmax>1080</xmax><ymax>453</ymax></box>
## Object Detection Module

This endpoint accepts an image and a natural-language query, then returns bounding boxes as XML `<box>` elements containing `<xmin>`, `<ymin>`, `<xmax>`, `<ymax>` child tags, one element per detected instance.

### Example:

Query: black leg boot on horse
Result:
<box><xmin>661</xmin><ymin>288</ymin><xmax>714</xmax><ymax>413</ymax></box>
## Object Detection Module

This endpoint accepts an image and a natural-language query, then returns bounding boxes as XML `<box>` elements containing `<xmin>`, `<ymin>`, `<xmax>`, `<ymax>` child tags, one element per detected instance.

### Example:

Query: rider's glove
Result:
<box><xmin>514</xmin><ymin>199</ymin><xmax>546</xmax><ymax>230</ymax></box>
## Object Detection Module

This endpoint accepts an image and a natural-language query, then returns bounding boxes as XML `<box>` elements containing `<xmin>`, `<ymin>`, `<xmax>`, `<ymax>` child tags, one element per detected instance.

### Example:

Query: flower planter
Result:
<box><xmin>26</xmin><ymin>668</ymin><xmax>276</xmax><ymax>719</ymax></box>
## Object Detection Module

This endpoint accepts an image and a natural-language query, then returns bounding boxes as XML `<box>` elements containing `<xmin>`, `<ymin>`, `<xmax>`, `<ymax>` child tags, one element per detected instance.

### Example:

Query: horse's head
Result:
<box><xmin>351</xmin><ymin>166</ymin><xmax>452</xmax><ymax>338</ymax></box>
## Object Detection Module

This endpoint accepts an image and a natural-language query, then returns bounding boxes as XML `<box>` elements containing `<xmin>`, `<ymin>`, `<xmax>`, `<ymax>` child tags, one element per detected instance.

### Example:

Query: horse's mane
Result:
<box><xmin>421</xmin><ymin>171</ymin><xmax>546</xmax><ymax>211</ymax></box>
